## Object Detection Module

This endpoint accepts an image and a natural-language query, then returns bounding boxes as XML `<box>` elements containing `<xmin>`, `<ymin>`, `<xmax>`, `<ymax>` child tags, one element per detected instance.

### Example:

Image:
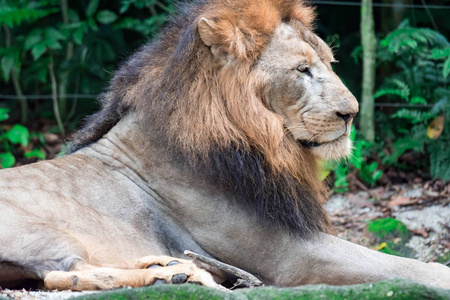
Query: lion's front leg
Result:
<box><xmin>44</xmin><ymin>256</ymin><xmax>219</xmax><ymax>290</ymax></box>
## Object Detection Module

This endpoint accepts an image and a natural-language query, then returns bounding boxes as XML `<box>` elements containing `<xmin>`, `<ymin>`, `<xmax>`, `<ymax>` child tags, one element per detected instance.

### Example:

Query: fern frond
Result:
<box><xmin>410</xmin><ymin>97</ymin><xmax>427</xmax><ymax>104</ymax></box>
<box><xmin>0</xmin><ymin>4</ymin><xmax>57</xmax><ymax>27</ymax></box>
<box><xmin>430</xmin><ymin>48</ymin><xmax>450</xmax><ymax>59</ymax></box>
<box><xmin>381</xmin><ymin>24</ymin><xmax>449</xmax><ymax>54</ymax></box>
<box><xmin>374</xmin><ymin>89</ymin><xmax>408</xmax><ymax>100</ymax></box>
<box><xmin>374</xmin><ymin>79</ymin><xmax>410</xmax><ymax>100</ymax></box>
<box><xmin>391</xmin><ymin>109</ymin><xmax>434</xmax><ymax>123</ymax></box>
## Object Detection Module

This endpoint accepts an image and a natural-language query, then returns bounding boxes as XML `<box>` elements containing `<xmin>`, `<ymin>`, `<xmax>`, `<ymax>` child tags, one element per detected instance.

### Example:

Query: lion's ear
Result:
<box><xmin>198</xmin><ymin>17</ymin><xmax>217</xmax><ymax>47</ymax></box>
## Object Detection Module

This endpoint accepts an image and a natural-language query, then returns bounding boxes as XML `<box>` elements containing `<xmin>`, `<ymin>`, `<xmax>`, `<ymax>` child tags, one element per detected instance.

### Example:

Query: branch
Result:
<box><xmin>3</xmin><ymin>25</ymin><xmax>28</xmax><ymax>123</ymax></box>
<box><xmin>48</xmin><ymin>56</ymin><xmax>65</xmax><ymax>136</ymax></box>
<box><xmin>420</xmin><ymin>0</ymin><xmax>438</xmax><ymax>32</ymax></box>
<box><xmin>58</xmin><ymin>0</ymin><xmax>74</xmax><ymax>121</ymax></box>
<box><xmin>184</xmin><ymin>250</ymin><xmax>263</xmax><ymax>288</ymax></box>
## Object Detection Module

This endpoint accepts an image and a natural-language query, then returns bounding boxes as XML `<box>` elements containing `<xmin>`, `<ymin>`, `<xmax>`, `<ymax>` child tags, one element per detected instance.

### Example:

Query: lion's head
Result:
<box><xmin>197</xmin><ymin>6</ymin><xmax>358</xmax><ymax>162</ymax></box>
<box><xmin>70</xmin><ymin>0</ymin><xmax>358</xmax><ymax>235</ymax></box>
<box><xmin>255</xmin><ymin>22</ymin><xmax>358</xmax><ymax>161</ymax></box>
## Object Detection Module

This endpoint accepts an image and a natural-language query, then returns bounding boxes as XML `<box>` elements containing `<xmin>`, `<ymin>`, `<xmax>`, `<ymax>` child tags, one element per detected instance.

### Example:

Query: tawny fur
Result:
<box><xmin>71</xmin><ymin>0</ymin><xmax>326</xmax><ymax>220</ymax></box>
<box><xmin>68</xmin><ymin>0</ymin><xmax>335</xmax><ymax>235</ymax></box>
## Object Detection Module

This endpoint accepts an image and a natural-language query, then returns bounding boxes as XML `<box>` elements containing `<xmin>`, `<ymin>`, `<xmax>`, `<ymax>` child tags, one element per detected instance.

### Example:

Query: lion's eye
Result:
<box><xmin>296</xmin><ymin>64</ymin><xmax>311</xmax><ymax>76</ymax></box>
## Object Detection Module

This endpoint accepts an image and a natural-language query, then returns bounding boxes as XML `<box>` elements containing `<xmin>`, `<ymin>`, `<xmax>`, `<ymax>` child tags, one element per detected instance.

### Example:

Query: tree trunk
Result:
<box><xmin>360</xmin><ymin>0</ymin><xmax>376</xmax><ymax>142</ymax></box>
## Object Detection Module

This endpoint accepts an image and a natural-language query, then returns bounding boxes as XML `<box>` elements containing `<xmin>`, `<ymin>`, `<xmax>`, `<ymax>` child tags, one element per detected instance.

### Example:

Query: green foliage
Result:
<box><xmin>374</xmin><ymin>20</ymin><xmax>450</xmax><ymax>180</ymax></box>
<box><xmin>0</xmin><ymin>108</ymin><xmax>46</xmax><ymax>168</ymax></box>
<box><xmin>368</xmin><ymin>218</ymin><xmax>409</xmax><ymax>239</ymax></box>
<box><xmin>380</xmin><ymin>23</ymin><xmax>448</xmax><ymax>53</ymax></box>
<box><xmin>328</xmin><ymin>125</ymin><xmax>383</xmax><ymax>192</ymax></box>
<box><xmin>0</xmin><ymin>0</ymin><xmax>173</xmax><ymax>128</ymax></box>
<box><xmin>4</xmin><ymin>124</ymin><xmax>29</xmax><ymax>146</ymax></box>
<box><xmin>429</xmin><ymin>113</ymin><xmax>450</xmax><ymax>180</ymax></box>
<box><xmin>332</xmin><ymin>163</ymin><xmax>349</xmax><ymax>193</ymax></box>
<box><xmin>368</xmin><ymin>218</ymin><xmax>412</xmax><ymax>257</ymax></box>
<box><xmin>0</xmin><ymin>0</ymin><xmax>58</xmax><ymax>27</ymax></box>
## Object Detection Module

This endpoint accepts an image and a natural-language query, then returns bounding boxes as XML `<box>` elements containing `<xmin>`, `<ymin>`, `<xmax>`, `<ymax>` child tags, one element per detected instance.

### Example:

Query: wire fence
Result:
<box><xmin>1</xmin><ymin>1</ymin><xmax>448</xmax><ymax>110</ymax></box>
<box><xmin>0</xmin><ymin>94</ymin><xmax>97</xmax><ymax>100</ymax></box>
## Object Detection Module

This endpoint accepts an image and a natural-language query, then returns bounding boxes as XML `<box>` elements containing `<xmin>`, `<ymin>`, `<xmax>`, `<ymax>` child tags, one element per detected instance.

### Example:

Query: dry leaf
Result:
<box><xmin>427</xmin><ymin>114</ymin><xmax>444</xmax><ymax>139</ymax></box>
<box><xmin>348</xmin><ymin>193</ymin><xmax>374</xmax><ymax>208</ymax></box>
<box><xmin>412</xmin><ymin>229</ymin><xmax>429</xmax><ymax>238</ymax></box>
<box><xmin>387</xmin><ymin>196</ymin><xmax>417</xmax><ymax>208</ymax></box>
<box><xmin>376</xmin><ymin>242</ymin><xmax>387</xmax><ymax>250</ymax></box>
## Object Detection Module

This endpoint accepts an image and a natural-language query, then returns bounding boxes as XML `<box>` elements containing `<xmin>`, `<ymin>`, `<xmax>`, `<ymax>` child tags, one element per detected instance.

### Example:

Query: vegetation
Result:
<box><xmin>0</xmin><ymin>107</ymin><xmax>45</xmax><ymax>168</ymax></box>
<box><xmin>0</xmin><ymin>0</ymin><xmax>171</xmax><ymax>128</ymax></box>
<box><xmin>368</xmin><ymin>218</ymin><xmax>412</xmax><ymax>257</ymax></box>
<box><xmin>67</xmin><ymin>279</ymin><xmax>450</xmax><ymax>299</ymax></box>
<box><xmin>330</xmin><ymin>19</ymin><xmax>450</xmax><ymax>192</ymax></box>
<box><xmin>375</xmin><ymin>20</ymin><xmax>450</xmax><ymax>181</ymax></box>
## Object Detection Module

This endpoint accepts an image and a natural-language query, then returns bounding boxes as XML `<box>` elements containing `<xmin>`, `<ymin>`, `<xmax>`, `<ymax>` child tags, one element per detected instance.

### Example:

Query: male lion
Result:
<box><xmin>1</xmin><ymin>0</ymin><xmax>449</xmax><ymax>291</ymax></box>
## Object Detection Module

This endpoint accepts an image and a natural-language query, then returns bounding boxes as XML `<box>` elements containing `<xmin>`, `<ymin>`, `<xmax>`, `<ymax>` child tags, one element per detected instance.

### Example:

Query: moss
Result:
<box><xmin>368</xmin><ymin>218</ymin><xmax>410</xmax><ymax>240</ymax></box>
<box><xmin>71</xmin><ymin>279</ymin><xmax>450</xmax><ymax>300</ymax></box>
<box><xmin>368</xmin><ymin>218</ymin><xmax>414</xmax><ymax>258</ymax></box>
<box><xmin>436</xmin><ymin>252</ymin><xmax>450</xmax><ymax>264</ymax></box>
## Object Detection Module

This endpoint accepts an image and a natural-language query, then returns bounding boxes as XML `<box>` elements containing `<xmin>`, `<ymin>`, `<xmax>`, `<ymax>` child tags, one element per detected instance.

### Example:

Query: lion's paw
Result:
<box><xmin>143</xmin><ymin>261</ymin><xmax>217</xmax><ymax>287</ymax></box>
<box><xmin>131</xmin><ymin>255</ymin><xmax>192</xmax><ymax>269</ymax></box>
<box><xmin>44</xmin><ymin>255</ymin><xmax>220</xmax><ymax>290</ymax></box>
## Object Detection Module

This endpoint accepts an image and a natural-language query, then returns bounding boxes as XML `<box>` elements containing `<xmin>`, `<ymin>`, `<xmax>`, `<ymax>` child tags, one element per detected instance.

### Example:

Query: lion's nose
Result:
<box><xmin>336</xmin><ymin>112</ymin><xmax>356</xmax><ymax>123</ymax></box>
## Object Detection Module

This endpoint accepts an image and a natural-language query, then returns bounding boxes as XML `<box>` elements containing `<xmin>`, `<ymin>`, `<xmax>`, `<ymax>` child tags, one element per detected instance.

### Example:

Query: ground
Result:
<box><xmin>326</xmin><ymin>182</ymin><xmax>450</xmax><ymax>263</ymax></box>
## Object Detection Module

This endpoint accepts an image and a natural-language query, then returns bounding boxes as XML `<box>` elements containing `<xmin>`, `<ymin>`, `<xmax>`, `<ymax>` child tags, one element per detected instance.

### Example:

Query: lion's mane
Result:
<box><xmin>69</xmin><ymin>0</ymin><xmax>333</xmax><ymax>237</ymax></box>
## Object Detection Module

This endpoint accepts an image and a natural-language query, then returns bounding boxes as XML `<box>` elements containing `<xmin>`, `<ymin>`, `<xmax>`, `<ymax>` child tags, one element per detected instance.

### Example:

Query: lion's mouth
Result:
<box><xmin>298</xmin><ymin>134</ymin><xmax>347</xmax><ymax>149</ymax></box>
<box><xmin>298</xmin><ymin>140</ymin><xmax>323</xmax><ymax>148</ymax></box>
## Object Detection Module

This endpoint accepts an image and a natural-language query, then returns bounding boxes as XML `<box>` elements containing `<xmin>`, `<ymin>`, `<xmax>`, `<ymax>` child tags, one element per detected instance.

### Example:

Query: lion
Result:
<box><xmin>0</xmin><ymin>0</ymin><xmax>449</xmax><ymax>291</ymax></box>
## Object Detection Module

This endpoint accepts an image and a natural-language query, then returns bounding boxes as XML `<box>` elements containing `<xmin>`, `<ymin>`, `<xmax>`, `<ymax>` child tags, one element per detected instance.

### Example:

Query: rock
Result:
<box><xmin>57</xmin><ymin>279</ymin><xmax>450</xmax><ymax>300</ymax></box>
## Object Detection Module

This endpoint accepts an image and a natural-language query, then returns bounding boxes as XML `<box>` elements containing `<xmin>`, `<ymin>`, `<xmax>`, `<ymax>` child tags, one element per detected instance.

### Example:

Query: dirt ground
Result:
<box><xmin>325</xmin><ymin>183</ymin><xmax>450</xmax><ymax>263</ymax></box>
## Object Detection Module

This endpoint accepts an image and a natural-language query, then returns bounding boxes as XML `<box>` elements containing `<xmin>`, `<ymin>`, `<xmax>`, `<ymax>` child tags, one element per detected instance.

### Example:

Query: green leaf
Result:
<box><xmin>73</xmin><ymin>26</ymin><xmax>85</xmax><ymax>45</ymax></box>
<box><xmin>366</xmin><ymin>162</ymin><xmax>378</xmax><ymax>173</ymax></box>
<box><xmin>86</xmin><ymin>0</ymin><xmax>100</xmax><ymax>17</ymax></box>
<box><xmin>87</xmin><ymin>17</ymin><xmax>98</xmax><ymax>31</ymax></box>
<box><xmin>372</xmin><ymin>170</ymin><xmax>383</xmax><ymax>181</ymax></box>
<box><xmin>31</xmin><ymin>41</ymin><xmax>47</xmax><ymax>60</ymax></box>
<box><xmin>0</xmin><ymin>152</ymin><xmax>15</xmax><ymax>169</ymax></box>
<box><xmin>47</xmin><ymin>40</ymin><xmax>62</xmax><ymax>50</ymax></box>
<box><xmin>443</xmin><ymin>55</ymin><xmax>450</xmax><ymax>78</ymax></box>
<box><xmin>24</xmin><ymin>149</ymin><xmax>46</xmax><ymax>160</ymax></box>
<box><xmin>430</xmin><ymin>48</ymin><xmax>450</xmax><ymax>59</ymax></box>
<box><xmin>1</xmin><ymin>55</ymin><xmax>14</xmax><ymax>82</ymax></box>
<box><xmin>45</xmin><ymin>27</ymin><xmax>65</xmax><ymax>41</ymax></box>
<box><xmin>410</xmin><ymin>96</ymin><xmax>427</xmax><ymax>105</ymax></box>
<box><xmin>120</xmin><ymin>2</ymin><xmax>131</xmax><ymax>14</ymax></box>
<box><xmin>96</xmin><ymin>10</ymin><xmax>118</xmax><ymax>24</ymax></box>
<box><xmin>0</xmin><ymin>7</ymin><xmax>58</xmax><ymax>27</ymax></box>
<box><xmin>24</xmin><ymin>29</ymin><xmax>43</xmax><ymax>50</ymax></box>
<box><xmin>6</xmin><ymin>124</ymin><xmax>29</xmax><ymax>146</ymax></box>
<box><xmin>0</xmin><ymin>108</ymin><xmax>10</xmax><ymax>122</ymax></box>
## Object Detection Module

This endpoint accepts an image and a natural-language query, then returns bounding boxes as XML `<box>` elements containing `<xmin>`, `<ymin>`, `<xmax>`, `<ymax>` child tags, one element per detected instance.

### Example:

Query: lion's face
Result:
<box><xmin>257</xmin><ymin>22</ymin><xmax>359</xmax><ymax>161</ymax></box>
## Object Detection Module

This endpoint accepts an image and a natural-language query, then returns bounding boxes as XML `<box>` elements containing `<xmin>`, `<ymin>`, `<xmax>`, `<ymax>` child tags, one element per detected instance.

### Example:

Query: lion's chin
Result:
<box><xmin>308</xmin><ymin>136</ymin><xmax>352</xmax><ymax>161</ymax></box>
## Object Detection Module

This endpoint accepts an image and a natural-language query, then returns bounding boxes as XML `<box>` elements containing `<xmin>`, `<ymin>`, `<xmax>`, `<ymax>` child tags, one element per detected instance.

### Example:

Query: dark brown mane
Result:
<box><xmin>69</xmin><ymin>0</ymin><xmax>333</xmax><ymax>236</ymax></box>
